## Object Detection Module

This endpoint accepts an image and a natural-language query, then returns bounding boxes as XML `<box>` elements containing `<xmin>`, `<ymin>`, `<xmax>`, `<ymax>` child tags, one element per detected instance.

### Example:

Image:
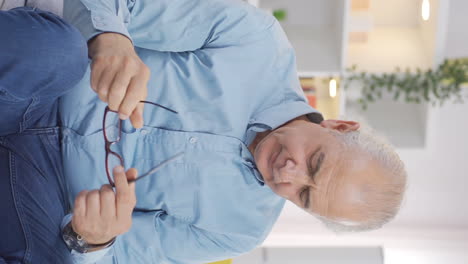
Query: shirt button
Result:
<box><xmin>140</xmin><ymin>129</ymin><xmax>148</xmax><ymax>136</ymax></box>
<box><xmin>189</xmin><ymin>137</ymin><xmax>198</xmax><ymax>144</ymax></box>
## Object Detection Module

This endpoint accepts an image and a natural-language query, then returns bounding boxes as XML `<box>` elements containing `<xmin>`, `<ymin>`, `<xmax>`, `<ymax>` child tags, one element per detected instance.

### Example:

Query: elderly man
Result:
<box><xmin>58</xmin><ymin>0</ymin><xmax>407</xmax><ymax>263</ymax></box>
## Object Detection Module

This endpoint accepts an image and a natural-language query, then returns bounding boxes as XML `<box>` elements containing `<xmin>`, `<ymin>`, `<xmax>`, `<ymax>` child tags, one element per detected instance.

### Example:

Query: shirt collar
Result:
<box><xmin>239</xmin><ymin>143</ymin><xmax>265</xmax><ymax>185</ymax></box>
<box><xmin>250</xmin><ymin>101</ymin><xmax>323</xmax><ymax>132</ymax></box>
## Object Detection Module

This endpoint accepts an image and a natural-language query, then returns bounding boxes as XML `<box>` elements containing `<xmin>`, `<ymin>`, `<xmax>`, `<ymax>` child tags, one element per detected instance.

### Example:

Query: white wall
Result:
<box><xmin>444</xmin><ymin>0</ymin><xmax>468</xmax><ymax>59</ymax></box>
<box><xmin>284</xmin><ymin>26</ymin><xmax>342</xmax><ymax>74</ymax></box>
<box><xmin>419</xmin><ymin>0</ymin><xmax>439</xmax><ymax>66</ymax></box>
<box><xmin>260</xmin><ymin>0</ymin><xmax>339</xmax><ymax>26</ymax></box>
<box><xmin>345</xmin><ymin>97</ymin><xmax>427</xmax><ymax>148</ymax></box>
<box><xmin>259</xmin><ymin>0</ymin><xmax>346</xmax><ymax>74</ymax></box>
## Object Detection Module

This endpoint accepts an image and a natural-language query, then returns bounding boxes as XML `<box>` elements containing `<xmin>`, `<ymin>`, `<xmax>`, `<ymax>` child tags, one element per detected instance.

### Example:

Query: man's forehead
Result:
<box><xmin>308</xmin><ymin>149</ymin><xmax>344</xmax><ymax>216</ymax></box>
<box><xmin>314</xmin><ymin>150</ymin><xmax>376</xmax><ymax>219</ymax></box>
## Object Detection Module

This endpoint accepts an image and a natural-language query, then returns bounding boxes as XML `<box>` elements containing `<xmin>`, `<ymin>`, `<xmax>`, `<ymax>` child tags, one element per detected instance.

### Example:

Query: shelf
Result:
<box><xmin>347</xmin><ymin>27</ymin><xmax>433</xmax><ymax>72</ymax></box>
<box><xmin>284</xmin><ymin>25</ymin><xmax>343</xmax><ymax>74</ymax></box>
<box><xmin>346</xmin><ymin>0</ymin><xmax>448</xmax><ymax>72</ymax></box>
<box><xmin>300</xmin><ymin>77</ymin><xmax>342</xmax><ymax>119</ymax></box>
<box><xmin>253</xmin><ymin>0</ymin><xmax>349</xmax><ymax>75</ymax></box>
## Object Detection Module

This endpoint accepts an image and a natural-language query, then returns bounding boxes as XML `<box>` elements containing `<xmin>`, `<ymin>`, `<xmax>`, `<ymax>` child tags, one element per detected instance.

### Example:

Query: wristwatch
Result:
<box><xmin>62</xmin><ymin>221</ymin><xmax>116</xmax><ymax>253</ymax></box>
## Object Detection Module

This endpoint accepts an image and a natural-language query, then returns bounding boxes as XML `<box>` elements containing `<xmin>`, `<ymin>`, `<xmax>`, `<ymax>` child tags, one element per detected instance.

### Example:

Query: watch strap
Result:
<box><xmin>62</xmin><ymin>221</ymin><xmax>116</xmax><ymax>253</ymax></box>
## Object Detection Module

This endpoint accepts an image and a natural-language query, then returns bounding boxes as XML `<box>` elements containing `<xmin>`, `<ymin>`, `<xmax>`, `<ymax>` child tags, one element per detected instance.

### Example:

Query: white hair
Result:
<box><xmin>318</xmin><ymin>123</ymin><xmax>407</xmax><ymax>233</ymax></box>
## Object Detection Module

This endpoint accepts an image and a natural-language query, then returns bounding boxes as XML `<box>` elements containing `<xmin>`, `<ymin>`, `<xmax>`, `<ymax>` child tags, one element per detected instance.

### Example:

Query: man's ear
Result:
<box><xmin>320</xmin><ymin>120</ymin><xmax>360</xmax><ymax>132</ymax></box>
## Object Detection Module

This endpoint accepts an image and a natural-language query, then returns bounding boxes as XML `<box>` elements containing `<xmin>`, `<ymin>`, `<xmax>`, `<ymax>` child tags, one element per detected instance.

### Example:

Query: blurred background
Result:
<box><xmin>230</xmin><ymin>0</ymin><xmax>468</xmax><ymax>263</ymax></box>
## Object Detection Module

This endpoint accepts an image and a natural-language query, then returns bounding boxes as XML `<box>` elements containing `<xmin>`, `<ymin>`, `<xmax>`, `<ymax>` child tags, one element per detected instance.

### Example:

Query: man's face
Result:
<box><xmin>254</xmin><ymin>118</ymin><xmax>380</xmax><ymax>222</ymax></box>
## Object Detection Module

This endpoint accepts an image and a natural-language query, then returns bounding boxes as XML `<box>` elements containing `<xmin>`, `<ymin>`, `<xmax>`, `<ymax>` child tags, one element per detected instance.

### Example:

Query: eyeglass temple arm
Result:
<box><xmin>127</xmin><ymin>152</ymin><xmax>185</xmax><ymax>184</ymax></box>
<box><xmin>140</xmin><ymin>101</ymin><xmax>178</xmax><ymax>114</ymax></box>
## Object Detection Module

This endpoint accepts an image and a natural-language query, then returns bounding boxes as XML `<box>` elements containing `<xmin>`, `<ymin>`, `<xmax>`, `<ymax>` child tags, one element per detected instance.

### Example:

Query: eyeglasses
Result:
<box><xmin>103</xmin><ymin>100</ymin><xmax>184</xmax><ymax>186</ymax></box>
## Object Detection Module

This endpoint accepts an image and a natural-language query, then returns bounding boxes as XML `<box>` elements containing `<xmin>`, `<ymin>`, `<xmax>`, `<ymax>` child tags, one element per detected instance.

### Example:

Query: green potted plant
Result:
<box><xmin>273</xmin><ymin>9</ymin><xmax>287</xmax><ymax>21</ymax></box>
<box><xmin>344</xmin><ymin>58</ymin><xmax>468</xmax><ymax>109</ymax></box>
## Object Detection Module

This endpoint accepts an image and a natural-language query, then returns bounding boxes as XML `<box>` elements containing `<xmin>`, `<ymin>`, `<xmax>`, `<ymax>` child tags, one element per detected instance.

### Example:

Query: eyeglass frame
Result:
<box><xmin>102</xmin><ymin>100</ymin><xmax>178</xmax><ymax>186</ymax></box>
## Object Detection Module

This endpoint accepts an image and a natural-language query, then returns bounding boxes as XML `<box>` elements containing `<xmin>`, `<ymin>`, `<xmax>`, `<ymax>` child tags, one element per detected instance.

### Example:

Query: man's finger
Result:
<box><xmin>108</xmin><ymin>69</ymin><xmax>133</xmax><ymax>115</ymax></box>
<box><xmin>90</xmin><ymin>59</ymin><xmax>105</xmax><ymax>93</ymax></box>
<box><xmin>114</xmin><ymin>166</ymin><xmax>132</xmax><ymax>210</ymax></box>
<box><xmin>74</xmin><ymin>190</ymin><xmax>89</xmax><ymax>218</ymax></box>
<box><xmin>113</xmin><ymin>165</ymin><xmax>129</xmax><ymax>191</ymax></box>
<box><xmin>100</xmin><ymin>184</ymin><xmax>116</xmax><ymax>220</ymax></box>
<box><xmin>96</xmin><ymin>67</ymin><xmax>116</xmax><ymax>104</ymax></box>
<box><xmin>118</xmin><ymin>77</ymin><xmax>146</xmax><ymax>124</ymax></box>
<box><xmin>114</xmin><ymin>166</ymin><xmax>137</xmax><ymax>219</ymax></box>
<box><xmin>129</xmin><ymin>103</ymin><xmax>144</xmax><ymax>129</ymax></box>
<box><xmin>86</xmin><ymin>190</ymin><xmax>101</xmax><ymax>218</ymax></box>
<box><xmin>126</xmin><ymin>168</ymin><xmax>138</xmax><ymax>194</ymax></box>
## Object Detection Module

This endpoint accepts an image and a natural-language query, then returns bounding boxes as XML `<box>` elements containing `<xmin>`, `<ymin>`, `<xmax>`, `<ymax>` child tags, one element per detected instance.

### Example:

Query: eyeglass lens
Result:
<box><xmin>104</xmin><ymin>111</ymin><xmax>121</xmax><ymax>143</ymax></box>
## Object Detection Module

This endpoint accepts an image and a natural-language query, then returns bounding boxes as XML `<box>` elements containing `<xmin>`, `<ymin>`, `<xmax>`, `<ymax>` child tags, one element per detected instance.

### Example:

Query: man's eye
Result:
<box><xmin>300</xmin><ymin>188</ymin><xmax>310</xmax><ymax>208</ymax></box>
<box><xmin>308</xmin><ymin>151</ymin><xmax>324</xmax><ymax>183</ymax></box>
<box><xmin>307</xmin><ymin>161</ymin><xmax>316</xmax><ymax>182</ymax></box>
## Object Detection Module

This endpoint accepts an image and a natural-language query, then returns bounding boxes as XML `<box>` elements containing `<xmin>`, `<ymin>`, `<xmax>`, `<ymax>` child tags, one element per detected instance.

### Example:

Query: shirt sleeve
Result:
<box><xmin>110</xmin><ymin>211</ymin><xmax>260</xmax><ymax>264</ymax></box>
<box><xmin>61</xmin><ymin>214</ymin><xmax>113</xmax><ymax>264</ymax></box>
<box><xmin>63</xmin><ymin>0</ymin><xmax>132</xmax><ymax>42</ymax></box>
<box><xmin>124</xmin><ymin>0</ymin><xmax>275</xmax><ymax>52</ymax></box>
<box><xmin>64</xmin><ymin>0</ymin><xmax>274</xmax><ymax>52</ymax></box>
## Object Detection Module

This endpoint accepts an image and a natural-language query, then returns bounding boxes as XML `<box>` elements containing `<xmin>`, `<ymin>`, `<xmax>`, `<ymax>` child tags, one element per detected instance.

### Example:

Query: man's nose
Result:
<box><xmin>273</xmin><ymin>160</ymin><xmax>309</xmax><ymax>185</ymax></box>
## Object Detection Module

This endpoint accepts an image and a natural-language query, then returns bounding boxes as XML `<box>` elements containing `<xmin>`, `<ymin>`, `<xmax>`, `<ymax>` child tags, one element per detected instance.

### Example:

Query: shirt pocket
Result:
<box><xmin>132</xmin><ymin>158</ymin><xmax>195</xmax><ymax>219</ymax></box>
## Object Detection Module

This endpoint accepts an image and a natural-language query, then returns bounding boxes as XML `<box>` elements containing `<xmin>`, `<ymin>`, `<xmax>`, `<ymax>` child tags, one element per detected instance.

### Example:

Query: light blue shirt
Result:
<box><xmin>60</xmin><ymin>0</ymin><xmax>322</xmax><ymax>263</ymax></box>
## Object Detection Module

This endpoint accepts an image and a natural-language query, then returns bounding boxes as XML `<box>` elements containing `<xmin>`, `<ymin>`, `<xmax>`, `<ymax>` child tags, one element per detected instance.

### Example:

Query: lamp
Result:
<box><xmin>422</xmin><ymin>0</ymin><xmax>430</xmax><ymax>21</ymax></box>
<box><xmin>329</xmin><ymin>78</ymin><xmax>337</xmax><ymax>98</ymax></box>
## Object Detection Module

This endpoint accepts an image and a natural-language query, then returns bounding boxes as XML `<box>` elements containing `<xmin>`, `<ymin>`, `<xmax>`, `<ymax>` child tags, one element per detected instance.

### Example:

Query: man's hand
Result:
<box><xmin>71</xmin><ymin>166</ymin><xmax>137</xmax><ymax>245</ymax></box>
<box><xmin>88</xmin><ymin>33</ymin><xmax>150</xmax><ymax>128</ymax></box>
